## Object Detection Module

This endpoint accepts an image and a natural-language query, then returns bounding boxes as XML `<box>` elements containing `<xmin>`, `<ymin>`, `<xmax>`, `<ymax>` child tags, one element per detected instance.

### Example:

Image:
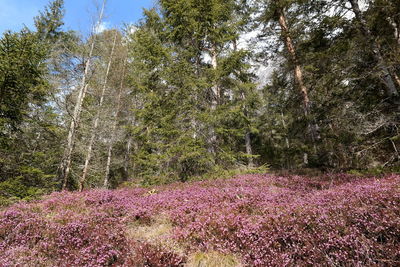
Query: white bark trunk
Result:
<box><xmin>104</xmin><ymin>59</ymin><xmax>126</xmax><ymax>188</ymax></box>
<box><xmin>245</xmin><ymin>132</ymin><xmax>254</xmax><ymax>167</ymax></box>
<box><xmin>79</xmin><ymin>31</ymin><xmax>117</xmax><ymax>191</ymax></box>
<box><xmin>387</xmin><ymin>16</ymin><xmax>400</xmax><ymax>45</ymax></box>
<box><xmin>59</xmin><ymin>0</ymin><xmax>106</xmax><ymax>190</ymax></box>
<box><xmin>208</xmin><ymin>44</ymin><xmax>219</xmax><ymax>156</ymax></box>
<box><xmin>123</xmin><ymin>135</ymin><xmax>133</xmax><ymax>180</ymax></box>
<box><xmin>281</xmin><ymin>112</ymin><xmax>290</xmax><ymax>149</ymax></box>
<box><xmin>394</xmin><ymin>72</ymin><xmax>400</xmax><ymax>88</ymax></box>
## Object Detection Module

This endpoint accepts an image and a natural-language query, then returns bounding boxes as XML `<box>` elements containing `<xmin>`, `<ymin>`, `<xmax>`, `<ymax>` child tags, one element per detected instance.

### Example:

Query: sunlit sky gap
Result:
<box><xmin>0</xmin><ymin>0</ymin><xmax>155</xmax><ymax>35</ymax></box>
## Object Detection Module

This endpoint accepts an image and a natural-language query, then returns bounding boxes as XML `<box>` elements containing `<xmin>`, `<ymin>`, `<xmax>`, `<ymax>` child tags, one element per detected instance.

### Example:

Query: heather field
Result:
<box><xmin>1</xmin><ymin>173</ymin><xmax>400</xmax><ymax>266</ymax></box>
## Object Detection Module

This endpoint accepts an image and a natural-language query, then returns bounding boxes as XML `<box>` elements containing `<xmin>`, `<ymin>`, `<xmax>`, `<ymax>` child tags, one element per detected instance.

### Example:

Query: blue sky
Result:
<box><xmin>0</xmin><ymin>0</ymin><xmax>155</xmax><ymax>35</ymax></box>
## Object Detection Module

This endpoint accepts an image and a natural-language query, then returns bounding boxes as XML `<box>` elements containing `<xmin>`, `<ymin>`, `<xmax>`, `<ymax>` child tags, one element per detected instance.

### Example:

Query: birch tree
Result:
<box><xmin>58</xmin><ymin>0</ymin><xmax>106</xmax><ymax>190</ymax></box>
<box><xmin>104</xmin><ymin>57</ymin><xmax>127</xmax><ymax>188</ymax></box>
<box><xmin>78</xmin><ymin>30</ymin><xmax>117</xmax><ymax>191</ymax></box>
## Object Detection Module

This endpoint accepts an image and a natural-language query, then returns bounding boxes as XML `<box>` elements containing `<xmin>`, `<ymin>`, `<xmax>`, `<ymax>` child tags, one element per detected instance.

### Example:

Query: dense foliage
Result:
<box><xmin>1</xmin><ymin>173</ymin><xmax>399</xmax><ymax>265</ymax></box>
<box><xmin>1</xmin><ymin>1</ymin><xmax>400</xmax><ymax>265</ymax></box>
<box><xmin>0</xmin><ymin>0</ymin><xmax>399</xmax><ymax>201</ymax></box>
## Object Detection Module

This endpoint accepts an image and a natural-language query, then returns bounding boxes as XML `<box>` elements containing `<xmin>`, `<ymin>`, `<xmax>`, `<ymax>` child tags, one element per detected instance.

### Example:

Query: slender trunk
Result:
<box><xmin>104</xmin><ymin>60</ymin><xmax>126</xmax><ymax>188</ymax></box>
<box><xmin>79</xmin><ymin>32</ymin><xmax>117</xmax><ymax>191</ymax></box>
<box><xmin>387</xmin><ymin>13</ymin><xmax>400</xmax><ymax>45</ymax></box>
<box><xmin>123</xmin><ymin>135</ymin><xmax>133</xmax><ymax>180</ymax></box>
<box><xmin>232</xmin><ymin>38</ymin><xmax>254</xmax><ymax>167</ymax></box>
<box><xmin>277</xmin><ymin>8</ymin><xmax>318</xmax><ymax>158</ymax></box>
<box><xmin>208</xmin><ymin>44</ymin><xmax>219</xmax><ymax>156</ymax></box>
<box><xmin>243</xmin><ymin>109</ymin><xmax>254</xmax><ymax>168</ymax></box>
<box><xmin>390</xmin><ymin>139</ymin><xmax>400</xmax><ymax>161</ymax></box>
<box><xmin>349</xmin><ymin>0</ymin><xmax>399</xmax><ymax>98</ymax></box>
<box><xmin>397</xmin><ymin>24</ymin><xmax>400</xmax><ymax>45</ymax></box>
<box><xmin>123</xmin><ymin>100</ymin><xmax>139</xmax><ymax>181</ymax></box>
<box><xmin>211</xmin><ymin>45</ymin><xmax>220</xmax><ymax>104</ymax></box>
<box><xmin>388</xmin><ymin>16</ymin><xmax>400</xmax><ymax>88</ymax></box>
<box><xmin>58</xmin><ymin>54</ymin><xmax>92</xmax><ymax>189</ymax></box>
<box><xmin>191</xmin><ymin>48</ymin><xmax>201</xmax><ymax>139</ymax></box>
<box><xmin>60</xmin><ymin>58</ymin><xmax>93</xmax><ymax>190</ymax></box>
<box><xmin>245</xmin><ymin>132</ymin><xmax>254</xmax><ymax>167</ymax></box>
<box><xmin>281</xmin><ymin>112</ymin><xmax>290</xmax><ymax>149</ymax></box>
<box><xmin>303</xmin><ymin>153</ymin><xmax>309</xmax><ymax>165</ymax></box>
<box><xmin>59</xmin><ymin>85</ymin><xmax>87</xmax><ymax>189</ymax></box>
<box><xmin>277</xmin><ymin>9</ymin><xmax>310</xmax><ymax>114</ymax></box>
<box><xmin>103</xmin><ymin>144</ymin><xmax>112</xmax><ymax>188</ymax></box>
<box><xmin>393</xmin><ymin>23</ymin><xmax>399</xmax><ymax>45</ymax></box>
<box><xmin>394</xmin><ymin>72</ymin><xmax>400</xmax><ymax>88</ymax></box>
<box><xmin>59</xmin><ymin>0</ymin><xmax>106</xmax><ymax>190</ymax></box>
<box><xmin>281</xmin><ymin>112</ymin><xmax>291</xmax><ymax>169</ymax></box>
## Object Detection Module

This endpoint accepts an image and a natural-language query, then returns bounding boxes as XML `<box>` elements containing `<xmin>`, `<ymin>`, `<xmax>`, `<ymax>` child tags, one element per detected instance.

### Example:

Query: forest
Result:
<box><xmin>1</xmin><ymin>0</ymin><xmax>400</xmax><ymax>265</ymax></box>
<box><xmin>1</xmin><ymin>0</ymin><xmax>399</xmax><ymax>203</ymax></box>
<box><xmin>0</xmin><ymin>0</ymin><xmax>400</xmax><ymax>203</ymax></box>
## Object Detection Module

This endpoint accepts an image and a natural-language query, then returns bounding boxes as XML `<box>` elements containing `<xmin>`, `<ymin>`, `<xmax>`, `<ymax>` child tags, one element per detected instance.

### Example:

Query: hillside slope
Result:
<box><xmin>1</xmin><ymin>174</ymin><xmax>400</xmax><ymax>266</ymax></box>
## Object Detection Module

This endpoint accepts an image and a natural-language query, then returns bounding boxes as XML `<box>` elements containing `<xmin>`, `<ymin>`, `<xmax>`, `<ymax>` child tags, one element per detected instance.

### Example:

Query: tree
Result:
<box><xmin>256</xmin><ymin>0</ymin><xmax>324</xmax><ymax>166</ymax></box>
<box><xmin>0</xmin><ymin>31</ymin><xmax>48</xmax><ymax>138</ymax></box>
<box><xmin>58</xmin><ymin>0</ymin><xmax>106</xmax><ymax>190</ymax></box>
<box><xmin>79</xmin><ymin>31</ymin><xmax>118</xmax><ymax>191</ymax></box>
<box><xmin>347</xmin><ymin>0</ymin><xmax>398</xmax><ymax>98</ymax></box>
<box><xmin>104</xmin><ymin>54</ymin><xmax>128</xmax><ymax>188</ymax></box>
<box><xmin>0</xmin><ymin>0</ymin><xmax>67</xmax><ymax>204</ymax></box>
<box><xmin>34</xmin><ymin>0</ymin><xmax>65</xmax><ymax>43</ymax></box>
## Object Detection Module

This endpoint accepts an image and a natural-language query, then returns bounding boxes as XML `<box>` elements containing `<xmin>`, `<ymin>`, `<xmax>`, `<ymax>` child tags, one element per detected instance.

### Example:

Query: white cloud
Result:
<box><xmin>94</xmin><ymin>21</ymin><xmax>111</xmax><ymax>33</ymax></box>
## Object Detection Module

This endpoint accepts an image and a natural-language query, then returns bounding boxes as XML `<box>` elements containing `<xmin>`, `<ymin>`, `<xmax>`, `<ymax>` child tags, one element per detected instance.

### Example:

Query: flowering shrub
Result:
<box><xmin>131</xmin><ymin>242</ymin><xmax>186</xmax><ymax>266</ymax></box>
<box><xmin>1</xmin><ymin>173</ymin><xmax>399</xmax><ymax>266</ymax></box>
<box><xmin>0</xmin><ymin>208</ymin><xmax>130</xmax><ymax>266</ymax></box>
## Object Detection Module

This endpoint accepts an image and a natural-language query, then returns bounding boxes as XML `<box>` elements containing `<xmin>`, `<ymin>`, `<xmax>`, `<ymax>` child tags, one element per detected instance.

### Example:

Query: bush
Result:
<box><xmin>1</xmin><ymin>173</ymin><xmax>400</xmax><ymax>265</ymax></box>
<box><xmin>0</xmin><ymin>166</ymin><xmax>56</xmax><ymax>206</ymax></box>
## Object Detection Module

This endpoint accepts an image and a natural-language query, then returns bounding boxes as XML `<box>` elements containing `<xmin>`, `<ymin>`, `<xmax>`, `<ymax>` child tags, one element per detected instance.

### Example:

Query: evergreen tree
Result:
<box><xmin>34</xmin><ymin>0</ymin><xmax>65</xmax><ymax>43</ymax></box>
<box><xmin>0</xmin><ymin>0</ymin><xmax>66</xmax><ymax>204</ymax></box>
<box><xmin>0</xmin><ymin>30</ymin><xmax>48</xmax><ymax>137</ymax></box>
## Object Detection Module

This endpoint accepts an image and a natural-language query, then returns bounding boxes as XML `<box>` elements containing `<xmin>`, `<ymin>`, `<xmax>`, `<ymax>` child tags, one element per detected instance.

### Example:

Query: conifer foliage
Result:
<box><xmin>0</xmin><ymin>0</ymin><xmax>399</xmax><ymax>203</ymax></box>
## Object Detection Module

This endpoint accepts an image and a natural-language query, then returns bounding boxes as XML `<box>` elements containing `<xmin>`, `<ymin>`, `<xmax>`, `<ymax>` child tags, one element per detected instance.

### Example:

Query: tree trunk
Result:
<box><xmin>281</xmin><ymin>112</ymin><xmax>291</xmax><ymax>169</ymax></box>
<box><xmin>386</xmin><ymin>9</ymin><xmax>400</xmax><ymax>45</ymax></box>
<box><xmin>104</xmin><ymin>59</ymin><xmax>126</xmax><ymax>188</ymax></box>
<box><xmin>277</xmin><ymin>8</ymin><xmax>310</xmax><ymax>114</ymax></box>
<box><xmin>79</xmin><ymin>32</ymin><xmax>117</xmax><ymax>191</ymax></box>
<box><xmin>191</xmin><ymin>49</ymin><xmax>201</xmax><ymax>140</ymax></box>
<box><xmin>281</xmin><ymin>112</ymin><xmax>290</xmax><ymax>149</ymax></box>
<box><xmin>394</xmin><ymin>72</ymin><xmax>400</xmax><ymax>88</ymax></box>
<box><xmin>233</xmin><ymin>38</ymin><xmax>255</xmax><ymax>167</ymax></box>
<box><xmin>349</xmin><ymin>0</ymin><xmax>399</xmax><ymax>98</ymax></box>
<box><xmin>245</xmin><ymin>132</ymin><xmax>254</xmax><ymax>167</ymax></box>
<box><xmin>123</xmin><ymin>134</ymin><xmax>133</xmax><ymax>181</ymax></box>
<box><xmin>59</xmin><ymin>0</ymin><xmax>106</xmax><ymax>190</ymax></box>
<box><xmin>387</xmin><ymin>15</ymin><xmax>400</xmax><ymax>88</ymax></box>
<box><xmin>277</xmin><ymin>8</ymin><xmax>319</xmax><ymax>154</ymax></box>
<box><xmin>208</xmin><ymin>44</ymin><xmax>219</xmax><ymax>156</ymax></box>
<box><xmin>243</xmin><ymin>101</ymin><xmax>254</xmax><ymax>168</ymax></box>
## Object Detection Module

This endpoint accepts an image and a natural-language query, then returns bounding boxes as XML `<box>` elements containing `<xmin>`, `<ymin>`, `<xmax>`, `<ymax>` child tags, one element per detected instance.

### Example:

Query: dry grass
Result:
<box><xmin>126</xmin><ymin>215</ymin><xmax>185</xmax><ymax>255</ymax></box>
<box><xmin>186</xmin><ymin>251</ymin><xmax>242</xmax><ymax>267</ymax></box>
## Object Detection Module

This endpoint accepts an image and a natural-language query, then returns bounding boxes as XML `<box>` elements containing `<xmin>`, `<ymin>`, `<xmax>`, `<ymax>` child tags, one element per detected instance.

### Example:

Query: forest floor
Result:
<box><xmin>1</xmin><ymin>173</ymin><xmax>400</xmax><ymax>266</ymax></box>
